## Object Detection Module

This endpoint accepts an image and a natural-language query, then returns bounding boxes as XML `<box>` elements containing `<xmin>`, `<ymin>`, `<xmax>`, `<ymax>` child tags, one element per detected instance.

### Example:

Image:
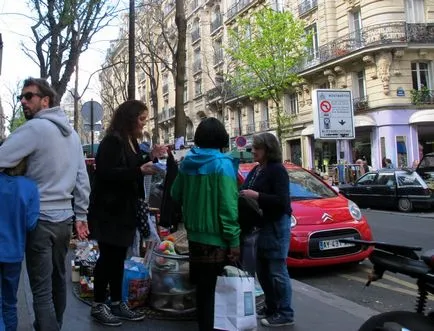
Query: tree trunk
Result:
<box><xmin>150</xmin><ymin>63</ymin><xmax>159</xmax><ymax>144</ymax></box>
<box><xmin>174</xmin><ymin>0</ymin><xmax>187</xmax><ymax>140</ymax></box>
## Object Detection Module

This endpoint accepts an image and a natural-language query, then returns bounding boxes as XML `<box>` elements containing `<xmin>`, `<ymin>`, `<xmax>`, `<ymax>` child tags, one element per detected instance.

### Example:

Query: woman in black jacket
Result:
<box><xmin>240</xmin><ymin>132</ymin><xmax>294</xmax><ymax>328</ymax></box>
<box><xmin>88</xmin><ymin>100</ymin><xmax>165</xmax><ymax>327</ymax></box>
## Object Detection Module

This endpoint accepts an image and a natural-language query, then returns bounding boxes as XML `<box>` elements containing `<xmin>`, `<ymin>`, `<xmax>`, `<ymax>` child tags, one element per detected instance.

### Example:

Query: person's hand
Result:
<box><xmin>150</xmin><ymin>144</ymin><xmax>168</xmax><ymax>159</ymax></box>
<box><xmin>140</xmin><ymin>161</ymin><xmax>158</xmax><ymax>175</ymax></box>
<box><xmin>75</xmin><ymin>221</ymin><xmax>89</xmax><ymax>240</ymax></box>
<box><xmin>240</xmin><ymin>189</ymin><xmax>259</xmax><ymax>200</ymax></box>
<box><xmin>228</xmin><ymin>246</ymin><xmax>240</xmax><ymax>262</ymax></box>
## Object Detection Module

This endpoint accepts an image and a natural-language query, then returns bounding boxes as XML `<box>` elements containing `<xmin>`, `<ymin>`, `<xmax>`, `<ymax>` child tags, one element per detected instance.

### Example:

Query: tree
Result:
<box><xmin>23</xmin><ymin>0</ymin><xmax>120</xmax><ymax>104</ymax></box>
<box><xmin>3</xmin><ymin>81</ymin><xmax>26</xmax><ymax>133</ymax></box>
<box><xmin>226</xmin><ymin>8</ymin><xmax>310</xmax><ymax>142</ymax></box>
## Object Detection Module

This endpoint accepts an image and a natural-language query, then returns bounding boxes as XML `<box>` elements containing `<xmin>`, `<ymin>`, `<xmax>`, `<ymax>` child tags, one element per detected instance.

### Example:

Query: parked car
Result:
<box><xmin>238</xmin><ymin>163</ymin><xmax>373</xmax><ymax>268</ymax></box>
<box><xmin>339</xmin><ymin>169</ymin><xmax>433</xmax><ymax>212</ymax></box>
<box><xmin>416</xmin><ymin>152</ymin><xmax>434</xmax><ymax>191</ymax></box>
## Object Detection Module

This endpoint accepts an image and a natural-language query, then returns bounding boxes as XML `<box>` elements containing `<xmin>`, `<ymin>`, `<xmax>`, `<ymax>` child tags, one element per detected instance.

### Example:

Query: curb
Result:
<box><xmin>292</xmin><ymin>279</ymin><xmax>379</xmax><ymax>321</ymax></box>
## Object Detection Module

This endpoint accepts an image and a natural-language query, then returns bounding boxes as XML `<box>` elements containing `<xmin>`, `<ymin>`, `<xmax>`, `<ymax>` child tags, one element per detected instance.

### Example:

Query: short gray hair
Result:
<box><xmin>252</xmin><ymin>132</ymin><xmax>282</xmax><ymax>163</ymax></box>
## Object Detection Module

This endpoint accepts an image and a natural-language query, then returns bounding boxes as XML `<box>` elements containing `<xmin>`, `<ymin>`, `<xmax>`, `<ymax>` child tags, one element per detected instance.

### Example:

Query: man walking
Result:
<box><xmin>0</xmin><ymin>77</ymin><xmax>90</xmax><ymax>331</ymax></box>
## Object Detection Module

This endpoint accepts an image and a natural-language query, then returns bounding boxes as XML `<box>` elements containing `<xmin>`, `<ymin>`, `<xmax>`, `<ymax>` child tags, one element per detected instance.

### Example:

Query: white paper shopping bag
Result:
<box><xmin>214</xmin><ymin>275</ymin><xmax>257</xmax><ymax>331</ymax></box>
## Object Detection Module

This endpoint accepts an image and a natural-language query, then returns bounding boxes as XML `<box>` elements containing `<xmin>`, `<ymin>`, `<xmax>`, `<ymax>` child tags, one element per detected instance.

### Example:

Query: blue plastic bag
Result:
<box><xmin>122</xmin><ymin>259</ymin><xmax>151</xmax><ymax>308</ymax></box>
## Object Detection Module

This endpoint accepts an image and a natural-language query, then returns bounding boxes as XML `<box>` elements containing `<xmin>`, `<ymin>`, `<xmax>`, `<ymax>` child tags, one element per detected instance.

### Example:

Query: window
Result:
<box><xmin>194</xmin><ymin>79</ymin><xmax>202</xmax><ymax>97</ymax></box>
<box><xmin>350</xmin><ymin>9</ymin><xmax>362</xmax><ymax>45</ymax></box>
<box><xmin>354</xmin><ymin>71</ymin><xmax>366</xmax><ymax>98</ymax></box>
<box><xmin>396</xmin><ymin>136</ymin><xmax>408</xmax><ymax>168</ymax></box>
<box><xmin>271</xmin><ymin>0</ymin><xmax>284</xmax><ymax>12</ymax></box>
<box><xmin>406</xmin><ymin>0</ymin><xmax>425</xmax><ymax>23</ymax></box>
<box><xmin>357</xmin><ymin>173</ymin><xmax>377</xmax><ymax>185</ymax></box>
<box><xmin>285</xmin><ymin>93</ymin><xmax>299</xmax><ymax>115</ymax></box>
<box><xmin>193</xmin><ymin>48</ymin><xmax>202</xmax><ymax>72</ymax></box>
<box><xmin>184</xmin><ymin>82</ymin><xmax>188</xmax><ymax>102</ymax></box>
<box><xmin>375</xmin><ymin>173</ymin><xmax>396</xmax><ymax>186</ymax></box>
<box><xmin>412</xmin><ymin>62</ymin><xmax>431</xmax><ymax>89</ymax></box>
<box><xmin>305</xmin><ymin>24</ymin><xmax>319</xmax><ymax>59</ymax></box>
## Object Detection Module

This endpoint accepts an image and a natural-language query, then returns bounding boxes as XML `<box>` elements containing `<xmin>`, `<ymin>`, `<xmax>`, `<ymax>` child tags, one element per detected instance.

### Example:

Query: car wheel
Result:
<box><xmin>398</xmin><ymin>198</ymin><xmax>413</xmax><ymax>212</ymax></box>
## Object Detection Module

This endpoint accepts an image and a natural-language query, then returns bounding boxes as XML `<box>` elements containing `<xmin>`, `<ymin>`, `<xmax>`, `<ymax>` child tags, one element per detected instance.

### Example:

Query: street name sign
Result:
<box><xmin>313</xmin><ymin>89</ymin><xmax>355</xmax><ymax>139</ymax></box>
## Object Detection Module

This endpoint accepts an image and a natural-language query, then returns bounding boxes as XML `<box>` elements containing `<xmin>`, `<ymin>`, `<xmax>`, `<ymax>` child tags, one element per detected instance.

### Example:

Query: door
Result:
<box><xmin>345</xmin><ymin>172</ymin><xmax>378</xmax><ymax>206</ymax></box>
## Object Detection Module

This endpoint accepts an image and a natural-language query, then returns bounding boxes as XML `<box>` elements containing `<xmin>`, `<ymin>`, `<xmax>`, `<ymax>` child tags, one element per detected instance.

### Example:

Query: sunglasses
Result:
<box><xmin>17</xmin><ymin>92</ymin><xmax>44</xmax><ymax>102</ymax></box>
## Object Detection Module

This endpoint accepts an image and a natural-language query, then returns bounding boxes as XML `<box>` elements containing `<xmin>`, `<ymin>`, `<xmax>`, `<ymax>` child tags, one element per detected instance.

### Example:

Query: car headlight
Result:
<box><xmin>290</xmin><ymin>215</ymin><xmax>297</xmax><ymax>228</ymax></box>
<box><xmin>348</xmin><ymin>200</ymin><xmax>362</xmax><ymax>221</ymax></box>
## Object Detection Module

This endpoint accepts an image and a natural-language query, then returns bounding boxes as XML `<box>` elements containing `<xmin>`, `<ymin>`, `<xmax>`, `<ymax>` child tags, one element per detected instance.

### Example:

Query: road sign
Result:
<box><xmin>313</xmin><ymin>89</ymin><xmax>355</xmax><ymax>139</ymax></box>
<box><xmin>84</xmin><ymin>123</ymin><xmax>102</xmax><ymax>133</ymax></box>
<box><xmin>235</xmin><ymin>136</ymin><xmax>247</xmax><ymax>151</ymax></box>
<box><xmin>81</xmin><ymin>101</ymin><xmax>103</xmax><ymax>124</ymax></box>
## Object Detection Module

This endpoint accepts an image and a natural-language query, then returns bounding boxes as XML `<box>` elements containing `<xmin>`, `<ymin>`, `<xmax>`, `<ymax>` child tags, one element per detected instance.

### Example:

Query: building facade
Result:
<box><xmin>101</xmin><ymin>0</ymin><xmax>434</xmax><ymax>172</ymax></box>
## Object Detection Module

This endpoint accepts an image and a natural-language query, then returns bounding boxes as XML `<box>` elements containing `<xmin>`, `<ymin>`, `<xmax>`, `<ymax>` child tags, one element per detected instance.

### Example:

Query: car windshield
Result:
<box><xmin>288</xmin><ymin>168</ymin><xmax>337</xmax><ymax>200</ymax></box>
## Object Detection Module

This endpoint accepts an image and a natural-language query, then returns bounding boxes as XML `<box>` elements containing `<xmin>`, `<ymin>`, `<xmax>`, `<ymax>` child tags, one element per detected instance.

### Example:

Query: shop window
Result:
<box><xmin>405</xmin><ymin>0</ymin><xmax>425</xmax><ymax>23</ymax></box>
<box><xmin>380</xmin><ymin>137</ymin><xmax>386</xmax><ymax>166</ymax></box>
<box><xmin>412</xmin><ymin>62</ymin><xmax>431</xmax><ymax>90</ymax></box>
<box><xmin>396</xmin><ymin>136</ymin><xmax>408</xmax><ymax>168</ymax></box>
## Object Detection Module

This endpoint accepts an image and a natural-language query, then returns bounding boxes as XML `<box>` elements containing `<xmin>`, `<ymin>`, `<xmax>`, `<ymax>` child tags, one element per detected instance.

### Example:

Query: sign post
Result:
<box><xmin>81</xmin><ymin>100</ymin><xmax>103</xmax><ymax>157</ymax></box>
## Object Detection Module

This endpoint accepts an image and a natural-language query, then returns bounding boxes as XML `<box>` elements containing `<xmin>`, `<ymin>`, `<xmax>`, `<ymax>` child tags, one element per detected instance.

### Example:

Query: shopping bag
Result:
<box><xmin>122</xmin><ymin>259</ymin><xmax>151</xmax><ymax>308</ymax></box>
<box><xmin>214</xmin><ymin>274</ymin><xmax>257</xmax><ymax>331</ymax></box>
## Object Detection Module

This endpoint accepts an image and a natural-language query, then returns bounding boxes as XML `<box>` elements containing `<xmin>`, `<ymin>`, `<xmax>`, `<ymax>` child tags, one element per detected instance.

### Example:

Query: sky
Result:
<box><xmin>0</xmin><ymin>0</ymin><xmax>128</xmax><ymax>122</ymax></box>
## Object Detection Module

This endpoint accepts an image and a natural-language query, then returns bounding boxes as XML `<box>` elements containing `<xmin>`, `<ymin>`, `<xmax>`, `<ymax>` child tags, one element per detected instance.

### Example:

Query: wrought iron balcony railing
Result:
<box><xmin>353</xmin><ymin>96</ymin><xmax>369</xmax><ymax>112</ymax></box>
<box><xmin>406</xmin><ymin>23</ymin><xmax>434</xmax><ymax>43</ymax></box>
<box><xmin>225</xmin><ymin>0</ymin><xmax>254</xmax><ymax>21</ymax></box>
<box><xmin>259</xmin><ymin>120</ymin><xmax>270</xmax><ymax>131</ymax></box>
<box><xmin>298</xmin><ymin>0</ymin><xmax>317</xmax><ymax>16</ymax></box>
<box><xmin>246</xmin><ymin>123</ymin><xmax>256</xmax><ymax>134</ymax></box>
<box><xmin>206</xmin><ymin>86</ymin><xmax>222</xmax><ymax>101</ymax></box>
<box><xmin>210</xmin><ymin>16</ymin><xmax>223</xmax><ymax>33</ymax></box>
<box><xmin>158</xmin><ymin>107</ymin><xmax>176</xmax><ymax>122</ymax></box>
<box><xmin>214</xmin><ymin>48</ymin><xmax>223</xmax><ymax>65</ymax></box>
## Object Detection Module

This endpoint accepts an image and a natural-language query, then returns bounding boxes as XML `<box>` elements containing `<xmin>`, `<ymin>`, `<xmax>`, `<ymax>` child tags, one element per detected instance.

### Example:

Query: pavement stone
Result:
<box><xmin>17</xmin><ymin>261</ymin><xmax>378</xmax><ymax>331</ymax></box>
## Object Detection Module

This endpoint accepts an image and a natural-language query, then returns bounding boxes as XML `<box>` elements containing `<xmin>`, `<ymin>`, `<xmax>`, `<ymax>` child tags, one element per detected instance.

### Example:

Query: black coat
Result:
<box><xmin>88</xmin><ymin>133</ymin><xmax>148</xmax><ymax>247</ymax></box>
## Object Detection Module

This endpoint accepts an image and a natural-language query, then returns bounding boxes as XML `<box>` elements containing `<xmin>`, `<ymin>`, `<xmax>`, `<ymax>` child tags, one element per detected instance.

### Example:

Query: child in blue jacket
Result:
<box><xmin>0</xmin><ymin>159</ymin><xmax>39</xmax><ymax>331</ymax></box>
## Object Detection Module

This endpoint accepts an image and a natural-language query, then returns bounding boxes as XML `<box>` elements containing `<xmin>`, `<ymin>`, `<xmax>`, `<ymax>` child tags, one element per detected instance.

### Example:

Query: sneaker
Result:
<box><xmin>256</xmin><ymin>306</ymin><xmax>273</xmax><ymax>319</ymax></box>
<box><xmin>91</xmin><ymin>303</ymin><xmax>122</xmax><ymax>327</ymax></box>
<box><xmin>261</xmin><ymin>313</ymin><xmax>295</xmax><ymax>327</ymax></box>
<box><xmin>111</xmin><ymin>302</ymin><xmax>145</xmax><ymax>321</ymax></box>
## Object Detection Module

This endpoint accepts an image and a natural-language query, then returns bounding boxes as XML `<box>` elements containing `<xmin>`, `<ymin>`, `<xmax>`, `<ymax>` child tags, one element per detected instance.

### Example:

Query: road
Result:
<box><xmin>292</xmin><ymin>209</ymin><xmax>434</xmax><ymax>314</ymax></box>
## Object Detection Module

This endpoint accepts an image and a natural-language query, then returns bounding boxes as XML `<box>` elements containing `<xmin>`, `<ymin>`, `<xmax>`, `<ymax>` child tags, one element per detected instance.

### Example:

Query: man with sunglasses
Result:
<box><xmin>0</xmin><ymin>77</ymin><xmax>90</xmax><ymax>331</ymax></box>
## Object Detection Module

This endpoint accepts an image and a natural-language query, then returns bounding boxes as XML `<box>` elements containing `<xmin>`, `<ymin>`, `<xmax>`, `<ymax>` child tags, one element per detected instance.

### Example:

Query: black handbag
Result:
<box><xmin>136</xmin><ymin>197</ymin><xmax>151</xmax><ymax>238</ymax></box>
<box><xmin>238</xmin><ymin>195</ymin><xmax>263</xmax><ymax>233</ymax></box>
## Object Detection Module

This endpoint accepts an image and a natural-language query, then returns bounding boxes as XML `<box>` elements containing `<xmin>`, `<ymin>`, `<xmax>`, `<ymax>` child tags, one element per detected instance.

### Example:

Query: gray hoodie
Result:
<box><xmin>0</xmin><ymin>106</ymin><xmax>90</xmax><ymax>221</ymax></box>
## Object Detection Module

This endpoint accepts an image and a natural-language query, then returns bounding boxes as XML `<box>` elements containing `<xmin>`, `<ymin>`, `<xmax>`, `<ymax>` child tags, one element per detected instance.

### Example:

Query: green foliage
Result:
<box><xmin>8</xmin><ymin>109</ymin><xmax>26</xmax><ymax>133</ymax></box>
<box><xmin>226</xmin><ymin>8</ymin><xmax>310</xmax><ymax>142</ymax></box>
<box><xmin>410</xmin><ymin>86</ymin><xmax>432</xmax><ymax>105</ymax></box>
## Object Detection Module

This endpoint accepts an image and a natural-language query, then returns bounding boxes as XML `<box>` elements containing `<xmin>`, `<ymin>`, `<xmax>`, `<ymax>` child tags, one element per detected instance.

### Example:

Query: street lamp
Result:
<box><xmin>128</xmin><ymin>0</ymin><xmax>135</xmax><ymax>100</ymax></box>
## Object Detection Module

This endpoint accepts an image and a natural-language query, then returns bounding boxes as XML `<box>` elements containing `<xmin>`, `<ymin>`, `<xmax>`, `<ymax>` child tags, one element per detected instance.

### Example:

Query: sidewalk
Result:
<box><xmin>18</xmin><ymin>262</ymin><xmax>377</xmax><ymax>331</ymax></box>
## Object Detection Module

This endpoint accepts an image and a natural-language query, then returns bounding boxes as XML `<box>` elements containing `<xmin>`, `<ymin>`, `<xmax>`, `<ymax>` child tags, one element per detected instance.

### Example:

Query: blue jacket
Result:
<box><xmin>0</xmin><ymin>173</ymin><xmax>39</xmax><ymax>263</ymax></box>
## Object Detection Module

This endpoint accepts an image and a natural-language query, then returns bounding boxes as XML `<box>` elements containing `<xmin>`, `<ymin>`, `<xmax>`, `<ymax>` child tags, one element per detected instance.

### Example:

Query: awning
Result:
<box><xmin>409</xmin><ymin>109</ymin><xmax>434</xmax><ymax>124</ymax></box>
<box><xmin>354</xmin><ymin>115</ymin><xmax>376</xmax><ymax>127</ymax></box>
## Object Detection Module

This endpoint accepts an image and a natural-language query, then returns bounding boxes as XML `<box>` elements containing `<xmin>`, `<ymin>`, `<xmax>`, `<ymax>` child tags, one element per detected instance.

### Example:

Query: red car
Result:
<box><xmin>238</xmin><ymin>162</ymin><xmax>373</xmax><ymax>268</ymax></box>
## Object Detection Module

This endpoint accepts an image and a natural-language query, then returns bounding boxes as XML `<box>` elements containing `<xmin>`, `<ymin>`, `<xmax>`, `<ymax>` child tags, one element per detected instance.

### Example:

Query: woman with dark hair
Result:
<box><xmin>88</xmin><ymin>100</ymin><xmax>166</xmax><ymax>327</ymax></box>
<box><xmin>171</xmin><ymin>117</ymin><xmax>240</xmax><ymax>331</ymax></box>
<box><xmin>240</xmin><ymin>132</ymin><xmax>294</xmax><ymax>327</ymax></box>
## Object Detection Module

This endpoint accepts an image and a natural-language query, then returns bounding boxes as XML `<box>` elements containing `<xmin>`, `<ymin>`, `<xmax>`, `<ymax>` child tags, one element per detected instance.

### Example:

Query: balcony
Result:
<box><xmin>407</xmin><ymin>23</ymin><xmax>434</xmax><ymax>43</ymax></box>
<box><xmin>233</xmin><ymin>127</ymin><xmax>241</xmax><ymax>136</ymax></box>
<box><xmin>246</xmin><ymin>123</ymin><xmax>255</xmax><ymax>134</ymax></box>
<box><xmin>210</xmin><ymin>16</ymin><xmax>223</xmax><ymax>34</ymax></box>
<box><xmin>190</xmin><ymin>0</ymin><xmax>198</xmax><ymax>13</ymax></box>
<box><xmin>226</xmin><ymin>0</ymin><xmax>254</xmax><ymax>21</ymax></box>
<box><xmin>191</xmin><ymin>28</ymin><xmax>200</xmax><ymax>43</ymax></box>
<box><xmin>163</xmin><ymin>2</ymin><xmax>175</xmax><ymax>15</ymax></box>
<box><xmin>410</xmin><ymin>88</ymin><xmax>434</xmax><ymax>105</ymax></box>
<box><xmin>259</xmin><ymin>120</ymin><xmax>269</xmax><ymax>131</ymax></box>
<box><xmin>299</xmin><ymin>22</ymin><xmax>407</xmax><ymax>72</ymax></box>
<box><xmin>214</xmin><ymin>48</ymin><xmax>223</xmax><ymax>65</ymax></box>
<box><xmin>298</xmin><ymin>0</ymin><xmax>317</xmax><ymax>17</ymax></box>
<box><xmin>158</xmin><ymin>107</ymin><xmax>176</xmax><ymax>123</ymax></box>
<box><xmin>353</xmin><ymin>96</ymin><xmax>369</xmax><ymax>112</ymax></box>
<box><xmin>206</xmin><ymin>86</ymin><xmax>222</xmax><ymax>101</ymax></box>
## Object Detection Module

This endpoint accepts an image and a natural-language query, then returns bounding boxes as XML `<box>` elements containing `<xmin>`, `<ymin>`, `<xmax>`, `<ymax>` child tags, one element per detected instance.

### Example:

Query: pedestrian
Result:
<box><xmin>385</xmin><ymin>158</ymin><xmax>394</xmax><ymax>169</ymax></box>
<box><xmin>239</xmin><ymin>132</ymin><xmax>294</xmax><ymax>327</ymax></box>
<box><xmin>171</xmin><ymin>117</ymin><xmax>240</xmax><ymax>331</ymax></box>
<box><xmin>88</xmin><ymin>100</ymin><xmax>166</xmax><ymax>327</ymax></box>
<box><xmin>0</xmin><ymin>77</ymin><xmax>91</xmax><ymax>331</ymax></box>
<box><xmin>0</xmin><ymin>158</ymin><xmax>39</xmax><ymax>331</ymax></box>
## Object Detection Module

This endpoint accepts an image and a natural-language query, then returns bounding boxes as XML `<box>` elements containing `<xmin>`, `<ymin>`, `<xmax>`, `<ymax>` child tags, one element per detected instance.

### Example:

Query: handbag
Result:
<box><xmin>238</xmin><ymin>195</ymin><xmax>263</xmax><ymax>232</ymax></box>
<box><xmin>214</xmin><ymin>267</ymin><xmax>257</xmax><ymax>331</ymax></box>
<box><xmin>137</xmin><ymin>197</ymin><xmax>151</xmax><ymax>238</ymax></box>
<box><xmin>240</xmin><ymin>229</ymin><xmax>260</xmax><ymax>277</ymax></box>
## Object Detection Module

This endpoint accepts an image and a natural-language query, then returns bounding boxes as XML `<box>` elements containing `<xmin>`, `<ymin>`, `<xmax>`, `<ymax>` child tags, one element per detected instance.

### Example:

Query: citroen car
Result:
<box><xmin>238</xmin><ymin>162</ymin><xmax>373</xmax><ymax>268</ymax></box>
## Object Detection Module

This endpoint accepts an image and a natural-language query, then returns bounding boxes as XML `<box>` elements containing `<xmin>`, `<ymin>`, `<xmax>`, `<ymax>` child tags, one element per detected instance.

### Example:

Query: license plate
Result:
<box><xmin>319</xmin><ymin>238</ymin><xmax>355</xmax><ymax>251</ymax></box>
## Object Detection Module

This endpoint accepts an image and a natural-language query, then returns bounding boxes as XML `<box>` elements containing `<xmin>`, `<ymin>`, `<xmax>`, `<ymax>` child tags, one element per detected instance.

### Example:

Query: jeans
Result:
<box><xmin>26</xmin><ymin>219</ymin><xmax>72</xmax><ymax>331</ymax></box>
<box><xmin>0</xmin><ymin>262</ymin><xmax>22</xmax><ymax>331</ymax></box>
<box><xmin>256</xmin><ymin>257</ymin><xmax>294</xmax><ymax>320</ymax></box>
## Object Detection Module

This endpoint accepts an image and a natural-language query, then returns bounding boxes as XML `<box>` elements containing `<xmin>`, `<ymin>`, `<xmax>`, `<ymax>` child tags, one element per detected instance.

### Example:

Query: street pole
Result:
<box><xmin>128</xmin><ymin>0</ymin><xmax>136</xmax><ymax>100</ymax></box>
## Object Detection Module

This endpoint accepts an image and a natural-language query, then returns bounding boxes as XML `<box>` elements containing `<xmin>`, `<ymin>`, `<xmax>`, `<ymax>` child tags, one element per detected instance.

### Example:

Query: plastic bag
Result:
<box><xmin>122</xmin><ymin>259</ymin><xmax>151</xmax><ymax>308</ymax></box>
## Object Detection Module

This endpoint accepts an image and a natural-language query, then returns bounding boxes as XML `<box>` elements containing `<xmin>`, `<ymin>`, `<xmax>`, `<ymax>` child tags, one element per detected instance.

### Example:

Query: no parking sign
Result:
<box><xmin>235</xmin><ymin>136</ymin><xmax>247</xmax><ymax>151</ymax></box>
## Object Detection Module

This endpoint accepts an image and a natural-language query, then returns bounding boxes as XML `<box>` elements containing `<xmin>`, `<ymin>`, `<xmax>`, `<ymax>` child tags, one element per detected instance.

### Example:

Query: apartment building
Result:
<box><xmin>102</xmin><ymin>0</ymin><xmax>434</xmax><ymax>170</ymax></box>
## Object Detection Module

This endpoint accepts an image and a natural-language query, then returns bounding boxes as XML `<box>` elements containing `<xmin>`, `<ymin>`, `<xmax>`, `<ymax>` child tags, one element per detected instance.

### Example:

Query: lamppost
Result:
<box><xmin>128</xmin><ymin>0</ymin><xmax>135</xmax><ymax>100</ymax></box>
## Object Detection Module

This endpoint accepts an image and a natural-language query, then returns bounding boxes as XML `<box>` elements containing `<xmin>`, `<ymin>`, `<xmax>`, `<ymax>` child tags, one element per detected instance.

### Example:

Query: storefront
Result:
<box><xmin>409</xmin><ymin>109</ymin><xmax>434</xmax><ymax>159</ymax></box>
